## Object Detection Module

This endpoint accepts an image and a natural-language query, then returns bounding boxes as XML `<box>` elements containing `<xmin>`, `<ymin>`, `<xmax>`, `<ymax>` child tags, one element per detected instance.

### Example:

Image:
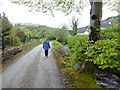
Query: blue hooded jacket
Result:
<box><xmin>43</xmin><ymin>40</ymin><xmax>50</xmax><ymax>50</ymax></box>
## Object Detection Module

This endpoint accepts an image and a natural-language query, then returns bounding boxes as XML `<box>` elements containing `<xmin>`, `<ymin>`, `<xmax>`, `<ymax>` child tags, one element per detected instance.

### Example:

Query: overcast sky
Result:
<box><xmin>0</xmin><ymin>0</ymin><xmax>118</xmax><ymax>29</ymax></box>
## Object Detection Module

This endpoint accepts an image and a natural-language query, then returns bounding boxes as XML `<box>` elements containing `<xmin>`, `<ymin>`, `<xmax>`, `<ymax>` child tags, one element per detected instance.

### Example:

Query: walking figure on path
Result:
<box><xmin>43</xmin><ymin>38</ymin><xmax>50</xmax><ymax>58</ymax></box>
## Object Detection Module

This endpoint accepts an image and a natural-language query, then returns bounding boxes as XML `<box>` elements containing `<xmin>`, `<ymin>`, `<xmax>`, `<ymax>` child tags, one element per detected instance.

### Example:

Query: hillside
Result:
<box><xmin>77</xmin><ymin>15</ymin><xmax>120</xmax><ymax>34</ymax></box>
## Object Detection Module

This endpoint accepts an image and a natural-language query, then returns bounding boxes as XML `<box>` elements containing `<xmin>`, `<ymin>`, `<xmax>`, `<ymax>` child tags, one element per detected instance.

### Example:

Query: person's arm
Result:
<box><xmin>48</xmin><ymin>42</ymin><xmax>50</xmax><ymax>48</ymax></box>
<box><xmin>43</xmin><ymin>42</ymin><xmax>45</xmax><ymax>49</ymax></box>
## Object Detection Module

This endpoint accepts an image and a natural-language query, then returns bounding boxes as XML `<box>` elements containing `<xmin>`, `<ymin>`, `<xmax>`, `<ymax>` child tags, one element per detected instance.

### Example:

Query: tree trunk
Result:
<box><xmin>81</xmin><ymin>0</ymin><xmax>102</xmax><ymax>72</ymax></box>
<box><xmin>89</xmin><ymin>0</ymin><xmax>102</xmax><ymax>42</ymax></box>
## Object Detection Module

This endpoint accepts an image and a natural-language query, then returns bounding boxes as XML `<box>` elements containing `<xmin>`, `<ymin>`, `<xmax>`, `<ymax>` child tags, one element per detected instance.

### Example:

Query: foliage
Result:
<box><xmin>11</xmin><ymin>25</ymin><xmax>33</xmax><ymax>45</ymax></box>
<box><xmin>87</xmin><ymin>39</ymin><xmax>119</xmax><ymax>70</ymax></box>
<box><xmin>52</xmin><ymin>40</ymin><xmax>69</xmax><ymax>65</ymax></box>
<box><xmin>25</xmin><ymin>25</ymin><xmax>68</xmax><ymax>42</ymax></box>
<box><xmin>104</xmin><ymin>0</ymin><xmax>119</xmax><ymax>12</ymax></box>
<box><xmin>67</xmin><ymin>26</ymin><xmax>120</xmax><ymax>71</ymax></box>
<box><xmin>67</xmin><ymin>35</ymin><xmax>88</xmax><ymax>66</ymax></box>
<box><xmin>62</xmin><ymin>67</ymin><xmax>100</xmax><ymax>88</ymax></box>
<box><xmin>1</xmin><ymin>13</ymin><xmax>12</xmax><ymax>47</ymax></box>
<box><xmin>52</xmin><ymin>41</ymin><xmax>100</xmax><ymax>88</ymax></box>
<box><xmin>71</xmin><ymin>17</ymin><xmax>79</xmax><ymax>36</ymax></box>
<box><xmin>20</xmin><ymin>40</ymin><xmax>42</xmax><ymax>51</ymax></box>
<box><xmin>25</xmin><ymin>25</ymin><xmax>55</xmax><ymax>39</ymax></box>
<box><xmin>100</xmin><ymin>26</ymin><xmax>119</xmax><ymax>40</ymax></box>
<box><xmin>54</xmin><ymin>27</ymin><xmax>69</xmax><ymax>43</ymax></box>
<box><xmin>52</xmin><ymin>40</ymin><xmax>62</xmax><ymax>47</ymax></box>
<box><xmin>16</xmin><ymin>29</ymin><xmax>26</xmax><ymax>43</ymax></box>
<box><xmin>1</xmin><ymin>13</ymin><xmax>12</xmax><ymax>36</ymax></box>
<box><xmin>12</xmin><ymin>36</ymin><xmax>21</xmax><ymax>46</ymax></box>
<box><xmin>43</xmin><ymin>29</ymin><xmax>56</xmax><ymax>40</ymax></box>
<box><xmin>10</xmin><ymin>0</ymin><xmax>88</xmax><ymax>16</ymax></box>
<box><xmin>20</xmin><ymin>27</ymin><xmax>33</xmax><ymax>42</ymax></box>
<box><xmin>52</xmin><ymin>40</ymin><xmax>66</xmax><ymax>57</ymax></box>
<box><xmin>86</xmin><ymin>26</ymin><xmax>120</xmax><ymax>71</ymax></box>
<box><xmin>1</xmin><ymin>14</ymin><xmax>42</xmax><ymax>48</ymax></box>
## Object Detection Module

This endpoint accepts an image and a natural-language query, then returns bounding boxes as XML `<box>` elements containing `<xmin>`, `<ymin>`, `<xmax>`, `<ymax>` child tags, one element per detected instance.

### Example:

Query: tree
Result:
<box><xmin>71</xmin><ymin>16</ymin><xmax>79</xmax><ymax>36</ymax></box>
<box><xmin>53</xmin><ymin>26</ymin><xmax>68</xmax><ymax>42</ymax></box>
<box><xmin>1</xmin><ymin>12</ymin><xmax>12</xmax><ymax>49</ymax></box>
<box><xmin>10</xmin><ymin>0</ymin><xmax>118</xmax><ymax>72</ymax></box>
<box><xmin>81</xmin><ymin>0</ymin><xmax>103</xmax><ymax>72</ymax></box>
<box><xmin>21</xmin><ymin>27</ymin><xmax>32</xmax><ymax>42</ymax></box>
<box><xmin>89</xmin><ymin>0</ymin><xmax>102</xmax><ymax>42</ymax></box>
<box><xmin>82</xmin><ymin>0</ymin><xmax>119</xmax><ymax>72</ymax></box>
<box><xmin>0</xmin><ymin>14</ymin><xmax>2</xmax><ymax>50</ymax></box>
<box><xmin>10</xmin><ymin>26</ymin><xmax>21</xmax><ymax>46</ymax></box>
<box><xmin>16</xmin><ymin>29</ymin><xmax>26</xmax><ymax>43</ymax></box>
<box><xmin>10</xmin><ymin>0</ymin><xmax>88</xmax><ymax>16</ymax></box>
<box><xmin>104</xmin><ymin>0</ymin><xmax>120</xmax><ymax>12</ymax></box>
<box><xmin>10</xmin><ymin>0</ymin><xmax>101</xmax><ymax>72</ymax></box>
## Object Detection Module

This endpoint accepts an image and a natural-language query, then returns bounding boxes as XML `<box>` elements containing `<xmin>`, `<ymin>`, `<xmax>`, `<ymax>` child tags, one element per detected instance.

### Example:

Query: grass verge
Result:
<box><xmin>52</xmin><ymin>41</ymin><xmax>100</xmax><ymax>88</ymax></box>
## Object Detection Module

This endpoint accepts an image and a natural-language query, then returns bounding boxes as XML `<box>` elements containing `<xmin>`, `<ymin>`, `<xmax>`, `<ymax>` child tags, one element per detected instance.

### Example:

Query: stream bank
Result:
<box><xmin>95</xmin><ymin>69</ymin><xmax>120</xmax><ymax>89</ymax></box>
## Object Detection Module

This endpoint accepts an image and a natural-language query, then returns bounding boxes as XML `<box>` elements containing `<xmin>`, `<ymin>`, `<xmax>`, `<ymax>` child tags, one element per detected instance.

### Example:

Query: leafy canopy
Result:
<box><xmin>10</xmin><ymin>0</ymin><xmax>88</xmax><ymax>16</ymax></box>
<box><xmin>9</xmin><ymin>0</ymin><xmax>119</xmax><ymax>17</ymax></box>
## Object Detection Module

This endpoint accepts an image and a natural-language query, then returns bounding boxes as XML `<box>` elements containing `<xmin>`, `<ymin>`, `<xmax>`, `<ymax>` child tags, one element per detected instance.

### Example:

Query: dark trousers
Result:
<box><xmin>45</xmin><ymin>50</ymin><xmax>48</xmax><ymax>57</ymax></box>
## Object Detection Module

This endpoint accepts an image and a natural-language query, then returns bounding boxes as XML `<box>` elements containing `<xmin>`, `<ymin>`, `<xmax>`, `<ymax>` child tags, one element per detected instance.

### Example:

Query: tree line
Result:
<box><xmin>0</xmin><ymin>13</ymin><xmax>70</xmax><ymax>50</ymax></box>
<box><xmin>1</xmin><ymin>13</ymin><xmax>32</xmax><ymax>49</ymax></box>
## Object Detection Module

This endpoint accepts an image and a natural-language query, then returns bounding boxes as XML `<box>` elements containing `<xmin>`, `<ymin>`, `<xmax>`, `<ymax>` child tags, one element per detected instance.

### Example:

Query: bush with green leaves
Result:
<box><xmin>1</xmin><ymin>13</ymin><xmax>12</xmax><ymax>47</ymax></box>
<box><xmin>54</xmin><ymin>27</ymin><xmax>69</xmax><ymax>43</ymax></box>
<box><xmin>44</xmin><ymin>30</ymin><xmax>56</xmax><ymax>40</ymax></box>
<box><xmin>86</xmin><ymin>39</ymin><xmax>119</xmax><ymax>71</ymax></box>
<box><xmin>12</xmin><ymin>36</ymin><xmax>21</xmax><ymax>46</ymax></box>
<box><xmin>100</xmin><ymin>26</ymin><xmax>119</xmax><ymax>40</ymax></box>
<box><xmin>52</xmin><ymin>40</ymin><xmax>66</xmax><ymax>57</ymax></box>
<box><xmin>67</xmin><ymin>35</ymin><xmax>89</xmax><ymax>66</ymax></box>
<box><xmin>86</xmin><ymin>26</ymin><xmax>120</xmax><ymax>71</ymax></box>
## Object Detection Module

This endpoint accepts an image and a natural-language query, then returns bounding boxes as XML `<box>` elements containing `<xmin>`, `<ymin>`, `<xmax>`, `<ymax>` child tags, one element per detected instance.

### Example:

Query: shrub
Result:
<box><xmin>52</xmin><ymin>41</ymin><xmax>66</xmax><ymax>57</ymax></box>
<box><xmin>54</xmin><ymin>27</ymin><xmax>69</xmax><ymax>43</ymax></box>
<box><xmin>12</xmin><ymin>36</ymin><xmax>21</xmax><ymax>46</ymax></box>
<box><xmin>67</xmin><ymin>35</ymin><xmax>89</xmax><ymax>66</ymax></box>
<box><xmin>86</xmin><ymin>26</ymin><xmax>120</xmax><ymax>71</ymax></box>
<box><xmin>100</xmin><ymin>26</ymin><xmax>119</xmax><ymax>40</ymax></box>
<box><xmin>86</xmin><ymin>39</ymin><xmax>120</xmax><ymax>71</ymax></box>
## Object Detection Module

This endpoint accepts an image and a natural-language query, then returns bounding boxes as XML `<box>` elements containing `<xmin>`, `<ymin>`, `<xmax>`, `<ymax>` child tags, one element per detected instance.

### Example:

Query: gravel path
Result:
<box><xmin>1</xmin><ymin>43</ymin><xmax>63</xmax><ymax>88</ymax></box>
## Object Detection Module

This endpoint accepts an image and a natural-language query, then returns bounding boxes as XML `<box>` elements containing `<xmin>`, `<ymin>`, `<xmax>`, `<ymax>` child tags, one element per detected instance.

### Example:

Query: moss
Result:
<box><xmin>54</xmin><ymin>53</ymin><xmax>100</xmax><ymax>88</ymax></box>
<box><xmin>61</xmin><ymin>66</ymin><xmax>100</xmax><ymax>88</ymax></box>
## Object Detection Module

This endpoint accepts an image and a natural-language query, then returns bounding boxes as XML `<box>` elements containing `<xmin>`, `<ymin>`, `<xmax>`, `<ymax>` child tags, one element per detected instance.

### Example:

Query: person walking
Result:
<box><xmin>43</xmin><ymin>38</ymin><xmax>50</xmax><ymax>58</ymax></box>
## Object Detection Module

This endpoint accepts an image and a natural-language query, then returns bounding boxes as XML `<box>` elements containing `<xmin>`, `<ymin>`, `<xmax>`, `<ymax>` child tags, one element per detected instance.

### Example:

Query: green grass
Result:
<box><xmin>5</xmin><ymin>40</ymin><xmax>43</xmax><ymax>52</ymax></box>
<box><xmin>20</xmin><ymin>40</ymin><xmax>42</xmax><ymax>52</ymax></box>
<box><xmin>62</xmin><ymin>66</ymin><xmax>100</xmax><ymax>88</ymax></box>
<box><xmin>52</xmin><ymin>41</ymin><xmax>101</xmax><ymax>88</ymax></box>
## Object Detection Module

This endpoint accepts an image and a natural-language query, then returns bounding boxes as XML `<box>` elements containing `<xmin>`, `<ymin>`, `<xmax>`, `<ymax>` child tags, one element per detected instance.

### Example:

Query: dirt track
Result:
<box><xmin>0</xmin><ymin>44</ymin><xmax>63</xmax><ymax>88</ymax></box>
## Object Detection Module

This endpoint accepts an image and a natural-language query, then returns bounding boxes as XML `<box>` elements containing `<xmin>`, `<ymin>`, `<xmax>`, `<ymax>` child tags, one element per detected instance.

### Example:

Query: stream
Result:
<box><xmin>63</xmin><ymin>45</ymin><xmax>120</xmax><ymax>89</ymax></box>
<box><xmin>95</xmin><ymin>69</ymin><xmax>120</xmax><ymax>89</ymax></box>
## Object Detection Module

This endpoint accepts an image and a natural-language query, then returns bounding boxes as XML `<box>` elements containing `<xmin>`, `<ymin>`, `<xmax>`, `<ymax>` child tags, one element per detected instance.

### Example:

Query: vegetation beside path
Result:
<box><xmin>52</xmin><ymin>40</ymin><xmax>100</xmax><ymax>88</ymax></box>
<box><xmin>52</xmin><ymin>26</ymin><xmax>119</xmax><ymax>88</ymax></box>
